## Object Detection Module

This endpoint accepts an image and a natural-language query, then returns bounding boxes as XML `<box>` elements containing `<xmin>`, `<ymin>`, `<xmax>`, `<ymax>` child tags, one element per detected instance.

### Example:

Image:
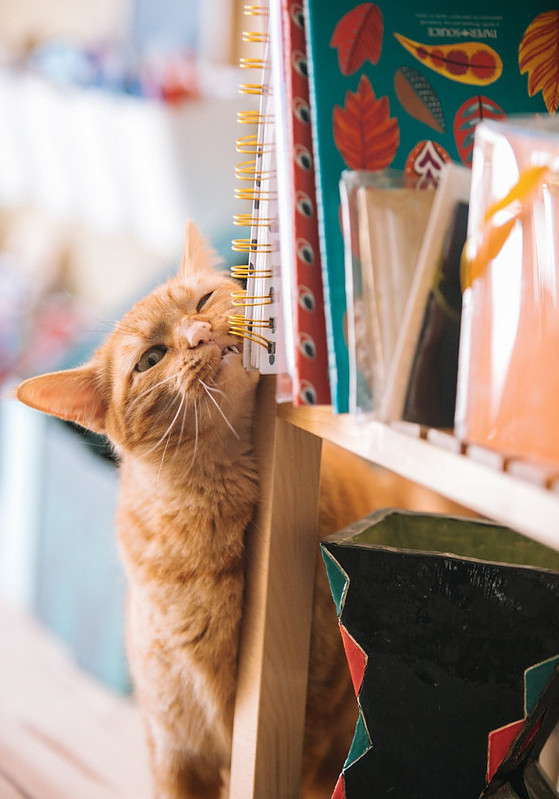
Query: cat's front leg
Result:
<box><xmin>144</xmin><ymin>720</ymin><xmax>224</xmax><ymax>799</ymax></box>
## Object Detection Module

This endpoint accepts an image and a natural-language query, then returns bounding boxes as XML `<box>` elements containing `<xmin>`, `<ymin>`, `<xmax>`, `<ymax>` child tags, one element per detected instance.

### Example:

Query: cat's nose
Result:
<box><xmin>178</xmin><ymin>319</ymin><xmax>213</xmax><ymax>348</ymax></box>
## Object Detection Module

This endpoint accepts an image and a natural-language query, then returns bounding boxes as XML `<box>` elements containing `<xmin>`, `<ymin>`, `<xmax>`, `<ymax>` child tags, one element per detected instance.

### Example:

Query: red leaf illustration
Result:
<box><xmin>453</xmin><ymin>95</ymin><xmax>506</xmax><ymax>166</ymax></box>
<box><xmin>330</xmin><ymin>3</ymin><xmax>383</xmax><ymax>76</ymax></box>
<box><xmin>333</xmin><ymin>75</ymin><xmax>399</xmax><ymax>169</ymax></box>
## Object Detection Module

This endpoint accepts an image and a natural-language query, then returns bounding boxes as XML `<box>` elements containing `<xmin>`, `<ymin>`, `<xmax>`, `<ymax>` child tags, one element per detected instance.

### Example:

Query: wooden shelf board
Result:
<box><xmin>278</xmin><ymin>404</ymin><xmax>559</xmax><ymax>552</ymax></box>
<box><xmin>230</xmin><ymin>377</ymin><xmax>321</xmax><ymax>799</ymax></box>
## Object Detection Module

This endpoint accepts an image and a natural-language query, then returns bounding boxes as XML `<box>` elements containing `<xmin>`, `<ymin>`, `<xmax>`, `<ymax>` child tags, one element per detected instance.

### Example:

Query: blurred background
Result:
<box><xmin>0</xmin><ymin>0</ymin><xmax>256</xmax><ymax>693</ymax></box>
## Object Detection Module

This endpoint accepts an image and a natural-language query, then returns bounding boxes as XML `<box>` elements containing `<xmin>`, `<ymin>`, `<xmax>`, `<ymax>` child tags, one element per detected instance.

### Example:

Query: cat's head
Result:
<box><xmin>16</xmin><ymin>221</ymin><xmax>259</xmax><ymax>461</ymax></box>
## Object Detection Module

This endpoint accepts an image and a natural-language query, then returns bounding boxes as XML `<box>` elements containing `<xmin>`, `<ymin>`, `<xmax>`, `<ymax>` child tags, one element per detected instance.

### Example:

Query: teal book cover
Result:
<box><xmin>303</xmin><ymin>1</ymin><xmax>559</xmax><ymax>412</ymax></box>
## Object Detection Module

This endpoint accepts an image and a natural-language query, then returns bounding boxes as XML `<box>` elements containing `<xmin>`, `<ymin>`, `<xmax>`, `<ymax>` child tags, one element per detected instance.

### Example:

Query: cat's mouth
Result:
<box><xmin>220</xmin><ymin>343</ymin><xmax>241</xmax><ymax>361</ymax></box>
<box><xmin>202</xmin><ymin>342</ymin><xmax>240</xmax><ymax>382</ymax></box>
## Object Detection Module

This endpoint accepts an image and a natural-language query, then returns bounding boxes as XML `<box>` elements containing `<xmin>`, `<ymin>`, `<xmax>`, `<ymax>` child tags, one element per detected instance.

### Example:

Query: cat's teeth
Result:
<box><xmin>220</xmin><ymin>344</ymin><xmax>240</xmax><ymax>360</ymax></box>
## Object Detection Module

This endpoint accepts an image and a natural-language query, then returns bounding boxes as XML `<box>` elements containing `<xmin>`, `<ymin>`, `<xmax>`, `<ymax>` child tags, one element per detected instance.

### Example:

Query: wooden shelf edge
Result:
<box><xmin>278</xmin><ymin>404</ymin><xmax>559</xmax><ymax>553</ymax></box>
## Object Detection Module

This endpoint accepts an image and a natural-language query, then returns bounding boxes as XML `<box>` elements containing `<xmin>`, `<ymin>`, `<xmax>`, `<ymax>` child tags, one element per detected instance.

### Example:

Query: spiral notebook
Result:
<box><xmin>229</xmin><ymin>1</ymin><xmax>330</xmax><ymax>404</ymax></box>
<box><xmin>230</xmin><ymin>3</ymin><xmax>285</xmax><ymax>376</ymax></box>
<box><xmin>303</xmin><ymin>0</ymin><xmax>559</xmax><ymax>413</ymax></box>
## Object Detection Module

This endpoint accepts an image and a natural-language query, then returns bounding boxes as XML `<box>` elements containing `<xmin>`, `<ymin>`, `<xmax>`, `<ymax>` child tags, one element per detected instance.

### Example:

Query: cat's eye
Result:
<box><xmin>196</xmin><ymin>292</ymin><xmax>214</xmax><ymax>312</ymax></box>
<box><xmin>135</xmin><ymin>346</ymin><xmax>167</xmax><ymax>372</ymax></box>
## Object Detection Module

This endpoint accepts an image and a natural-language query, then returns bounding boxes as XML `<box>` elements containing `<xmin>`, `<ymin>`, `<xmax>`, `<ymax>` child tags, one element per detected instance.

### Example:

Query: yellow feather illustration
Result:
<box><xmin>519</xmin><ymin>10</ymin><xmax>559</xmax><ymax>114</ymax></box>
<box><xmin>461</xmin><ymin>166</ymin><xmax>550</xmax><ymax>290</ymax></box>
<box><xmin>483</xmin><ymin>165</ymin><xmax>550</xmax><ymax>225</ymax></box>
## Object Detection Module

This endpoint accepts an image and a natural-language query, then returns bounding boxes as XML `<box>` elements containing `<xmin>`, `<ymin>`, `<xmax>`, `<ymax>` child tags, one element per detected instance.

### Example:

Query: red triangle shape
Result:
<box><xmin>487</xmin><ymin>719</ymin><xmax>524</xmax><ymax>782</ymax></box>
<box><xmin>332</xmin><ymin>773</ymin><xmax>345</xmax><ymax>799</ymax></box>
<box><xmin>339</xmin><ymin>623</ymin><xmax>367</xmax><ymax>695</ymax></box>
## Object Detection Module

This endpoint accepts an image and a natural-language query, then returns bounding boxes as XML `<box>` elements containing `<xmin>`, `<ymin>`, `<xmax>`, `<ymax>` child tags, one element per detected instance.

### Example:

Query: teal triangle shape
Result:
<box><xmin>321</xmin><ymin>546</ymin><xmax>349</xmax><ymax>617</ymax></box>
<box><xmin>344</xmin><ymin>707</ymin><xmax>372</xmax><ymax>770</ymax></box>
<box><xmin>525</xmin><ymin>654</ymin><xmax>559</xmax><ymax>716</ymax></box>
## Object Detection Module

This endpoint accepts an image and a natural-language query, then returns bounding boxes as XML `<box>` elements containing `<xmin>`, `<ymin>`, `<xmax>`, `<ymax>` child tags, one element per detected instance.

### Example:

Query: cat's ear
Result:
<box><xmin>179</xmin><ymin>219</ymin><xmax>220</xmax><ymax>280</ymax></box>
<box><xmin>16</xmin><ymin>367</ymin><xmax>107</xmax><ymax>434</ymax></box>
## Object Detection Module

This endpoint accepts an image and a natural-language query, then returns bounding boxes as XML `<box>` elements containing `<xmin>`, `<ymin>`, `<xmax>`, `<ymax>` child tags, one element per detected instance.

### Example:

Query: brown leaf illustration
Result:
<box><xmin>394</xmin><ymin>66</ymin><xmax>445</xmax><ymax>132</ymax></box>
<box><xmin>333</xmin><ymin>74</ymin><xmax>399</xmax><ymax>169</ymax></box>
<box><xmin>519</xmin><ymin>9</ymin><xmax>559</xmax><ymax>114</ymax></box>
<box><xmin>330</xmin><ymin>3</ymin><xmax>383</xmax><ymax>76</ymax></box>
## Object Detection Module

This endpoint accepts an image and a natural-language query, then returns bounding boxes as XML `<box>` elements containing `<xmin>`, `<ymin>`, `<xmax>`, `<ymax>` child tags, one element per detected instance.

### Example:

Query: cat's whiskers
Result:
<box><xmin>143</xmin><ymin>392</ymin><xmax>184</xmax><ymax>459</ymax></box>
<box><xmin>160</xmin><ymin>391</ymin><xmax>181</xmax><ymax>420</ymax></box>
<box><xmin>157</xmin><ymin>393</ymin><xmax>186</xmax><ymax>482</ymax></box>
<box><xmin>129</xmin><ymin>373</ymin><xmax>180</xmax><ymax>413</ymax></box>
<box><xmin>115</xmin><ymin>322</ymin><xmax>143</xmax><ymax>336</ymax></box>
<box><xmin>198</xmin><ymin>379</ymin><xmax>240</xmax><ymax>440</ymax></box>
<box><xmin>185</xmin><ymin>399</ymin><xmax>200</xmax><ymax>474</ymax></box>
<box><xmin>175</xmin><ymin>397</ymin><xmax>189</xmax><ymax>456</ymax></box>
<box><xmin>199</xmin><ymin>378</ymin><xmax>226</xmax><ymax>399</ymax></box>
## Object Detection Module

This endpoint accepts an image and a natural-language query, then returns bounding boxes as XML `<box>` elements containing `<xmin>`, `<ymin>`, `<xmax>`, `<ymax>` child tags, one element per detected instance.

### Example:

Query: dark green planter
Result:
<box><xmin>321</xmin><ymin>510</ymin><xmax>559</xmax><ymax>799</ymax></box>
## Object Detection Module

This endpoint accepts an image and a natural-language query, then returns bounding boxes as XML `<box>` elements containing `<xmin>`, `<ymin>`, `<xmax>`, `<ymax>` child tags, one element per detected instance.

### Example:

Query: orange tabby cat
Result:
<box><xmin>16</xmin><ymin>222</ymin><xmax>454</xmax><ymax>799</ymax></box>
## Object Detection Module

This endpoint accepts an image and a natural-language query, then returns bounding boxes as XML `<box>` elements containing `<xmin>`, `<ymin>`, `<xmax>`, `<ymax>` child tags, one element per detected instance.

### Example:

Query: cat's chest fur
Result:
<box><xmin>116</xmin><ymin>451</ymin><xmax>259</xmax><ymax>753</ymax></box>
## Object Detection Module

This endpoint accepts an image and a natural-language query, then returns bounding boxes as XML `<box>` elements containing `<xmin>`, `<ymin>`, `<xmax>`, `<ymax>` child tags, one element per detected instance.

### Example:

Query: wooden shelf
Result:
<box><xmin>231</xmin><ymin>388</ymin><xmax>559</xmax><ymax>799</ymax></box>
<box><xmin>278</xmin><ymin>403</ymin><xmax>559</xmax><ymax>553</ymax></box>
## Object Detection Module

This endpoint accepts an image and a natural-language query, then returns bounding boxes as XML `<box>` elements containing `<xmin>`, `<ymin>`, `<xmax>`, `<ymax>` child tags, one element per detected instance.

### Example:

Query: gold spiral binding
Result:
<box><xmin>235</xmin><ymin>187</ymin><xmax>275</xmax><ymax>201</ymax></box>
<box><xmin>239</xmin><ymin>58</ymin><xmax>269</xmax><ymax>70</ymax></box>
<box><xmin>230</xmin><ymin>329</ymin><xmax>275</xmax><ymax>351</ymax></box>
<box><xmin>235</xmin><ymin>158</ymin><xmax>256</xmax><ymax>174</ymax></box>
<box><xmin>231</xmin><ymin>289</ymin><xmax>273</xmax><ymax>307</ymax></box>
<box><xmin>231</xmin><ymin>1</ymin><xmax>274</xmax><ymax>357</ymax></box>
<box><xmin>235</xmin><ymin>159</ymin><xmax>275</xmax><ymax>181</ymax></box>
<box><xmin>236</xmin><ymin>133</ymin><xmax>258</xmax><ymax>152</ymax></box>
<box><xmin>230</xmin><ymin>313</ymin><xmax>273</xmax><ymax>330</ymax></box>
<box><xmin>239</xmin><ymin>82</ymin><xmax>270</xmax><ymax>96</ymax></box>
<box><xmin>236</xmin><ymin>134</ymin><xmax>274</xmax><ymax>154</ymax></box>
<box><xmin>229</xmin><ymin>313</ymin><xmax>276</xmax><ymax>353</ymax></box>
<box><xmin>242</xmin><ymin>31</ymin><xmax>269</xmax><ymax>44</ymax></box>
<box><xmin>243</xmin><ymin>4</ymin><xmax>268</xmax><ymax>15</ymax></box>
<box><xmin>231</xmin><ymin>238</ymin><xmax>273</xmax><ymax>253</ymax></box>
<box><xmin>233</xmin><ymin>214</ymin><xmax>272</xmax><ymax>227</ymax></box>
<box><xmin>231</xmin><ymin>265</ymin><xmax>273</xmax><ymax>280</ymax></box>
<box><xmin>237</xmin><ymin>110</ymin><xmax>272</xmax><ymax>125</ymax></box>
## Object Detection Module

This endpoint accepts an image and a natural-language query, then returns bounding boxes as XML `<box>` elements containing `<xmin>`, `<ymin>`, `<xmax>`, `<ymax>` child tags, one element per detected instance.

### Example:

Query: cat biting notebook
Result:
<box><xmin>17</xmin><ymin>221</ymin><xmax>459</xmax><ymax>799</ymax></box>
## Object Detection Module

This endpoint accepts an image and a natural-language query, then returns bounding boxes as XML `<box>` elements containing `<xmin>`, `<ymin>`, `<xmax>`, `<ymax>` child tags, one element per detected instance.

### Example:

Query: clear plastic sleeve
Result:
<box><xmin>455</xmin><ymin>117</ymin><xmax>559</xmax><ymax>468</ymax></box>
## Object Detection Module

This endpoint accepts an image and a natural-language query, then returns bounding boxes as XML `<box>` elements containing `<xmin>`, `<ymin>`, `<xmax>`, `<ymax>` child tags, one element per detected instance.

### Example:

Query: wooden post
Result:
<box><xmin>229</xmin><ymin>376</ymin><xmax>323</xmax><ymax>798</ymax></box>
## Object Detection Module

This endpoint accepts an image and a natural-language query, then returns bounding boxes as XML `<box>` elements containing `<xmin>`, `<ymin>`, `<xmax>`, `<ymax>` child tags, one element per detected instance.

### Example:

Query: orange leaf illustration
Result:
<box><xmin>330</xmin><ymin>3</ymin><xmax>383</xmax><ymax>76</ymax></box>
<box><xmin>333</xmin><ymin>75</ymin><xmax>399</xmax><ymax>169</ymax></box>
<box><xmin>519</xmin><ymin>10</ymin><xmax>559</xmax><ymax>114</ymax></box>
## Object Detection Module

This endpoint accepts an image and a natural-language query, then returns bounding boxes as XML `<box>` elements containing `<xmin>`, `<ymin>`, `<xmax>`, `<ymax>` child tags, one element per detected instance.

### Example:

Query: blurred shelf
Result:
<box><xmin>0</xmin><ymin>69</ymin><xmax>247</xmax><ymax>257</ymax></box>
<box><xmin>278</xmin><ymin>403</ymin><xmax>559</xmax><ymax>553</ymax></box>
